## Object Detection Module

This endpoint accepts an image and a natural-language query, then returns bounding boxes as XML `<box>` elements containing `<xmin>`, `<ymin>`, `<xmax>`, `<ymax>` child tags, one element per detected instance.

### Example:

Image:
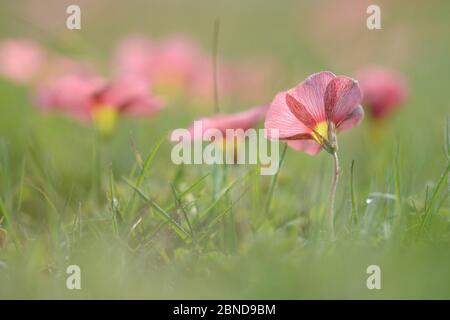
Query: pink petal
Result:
<box><xmin>98</xmin><ymin>74</ymin><xmax>164</xmax><ymax>117</ymax></box>
<box><xmin>265</xmin><ymin>92</ymin><xmax>312</xmax><ymax>139</ymax></box>
<box><xmin>324</xmin><ymin>75</ymin><xmax>363</xmax><ymax>126</ymax></box>
<box><xmin>124</xmin><ymin>96</ymin><xmax>164</xmax><ymax>117</ymax></box>
<box><xmin>188</xmin><ymin>105</ymin><xmax>269</xmax><ymax>140</ymax></box>
<box><xmin>265</xmin><ymin>72</ymin><xmax>336</xmax><ymax>141</ymax></box>
<box><xmin>285</xmin><ymin>94</ymin><xmax>317</xmax><ymax>129</ymax></box>
<box><xmin>292</xmin><ymin>71</ymin><xmax>336</xmax><ymax>123</ymax></box>
<box><xmin>284</xmin><ymin>140</ymin><xmax>322</xmax><ymax>155</ymax></box>
<box><xmin>336</xmin><ymin>105</ymin><xmax>364</xmax><ymax>131</ymax></box>
<box><xmin>35</xmin><ymin>74</ymin><xmax>105</xmax><ymax>121</ymax></box>
<box><xmin>99</xmin><ymin>75</ymin><xmax>149</xmax><ymax>107</ymax></box>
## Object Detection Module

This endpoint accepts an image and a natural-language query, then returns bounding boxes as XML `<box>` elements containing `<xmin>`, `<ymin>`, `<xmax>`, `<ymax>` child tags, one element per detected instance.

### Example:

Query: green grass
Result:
<box><xmin>0</xmin><ymin>0</ymin><xmax>450</xmax><ymax>299</ymax></box>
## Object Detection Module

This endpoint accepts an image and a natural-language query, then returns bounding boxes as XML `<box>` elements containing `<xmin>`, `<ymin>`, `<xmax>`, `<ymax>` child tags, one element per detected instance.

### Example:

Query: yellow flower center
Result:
<box><xmin>311</xmin><ymin>121</ymin><xmax>328</xmax><ymax>144</ymax></box>
<box><xmin>92</xmin><ymin>105</ymin><xmax>118</xmax><ymax>136</ymax></box>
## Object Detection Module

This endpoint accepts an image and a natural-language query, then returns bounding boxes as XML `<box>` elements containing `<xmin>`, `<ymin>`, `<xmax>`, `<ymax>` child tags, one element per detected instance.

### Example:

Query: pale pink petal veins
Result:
<box><xmin>336</xmin><ymin>105</ymin><xmax>364</xmax><ymax>131</ymax></box>
<box><xmin>265</xmin><ymin>92</ymin><xmax>311</xmax><ymax>139</ymax></box>
<box><xmin>324</xmin><ymin>75</ymin><xmax>363</xmax><ymax>126</ymax></box>
<box><xmin>292</xmin><ymin>71</ymin><xmax>336</xmax><ymax>123</ymax></box>
<box><xmin>285</xmin><ymin>94</ymin><xmax>317</xmax><ymax>129</ymax></box>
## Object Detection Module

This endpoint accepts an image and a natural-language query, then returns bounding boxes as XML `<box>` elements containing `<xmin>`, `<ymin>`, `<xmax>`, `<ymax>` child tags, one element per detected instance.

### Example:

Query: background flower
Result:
<box><xmin>357</xmin><ymin>66</ymin><xmax>408</xmax><ymax>119</ymax></box>
<box><xmin>0</xmin><ymin>38</ymin><xmax>46</xmax><ymax>84</ymax></box>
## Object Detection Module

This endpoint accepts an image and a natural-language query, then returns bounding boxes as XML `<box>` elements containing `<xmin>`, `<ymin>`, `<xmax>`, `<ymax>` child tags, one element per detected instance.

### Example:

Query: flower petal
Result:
<box><xmin>35</xmin><ymin>74</ymin><xmax>105</xmax><ymax>121</ymax></box>
<box><xmin>282</xmin><ymin>133</ymin><xmax>314</xmax><ymax>140</ymax></box>
<box><xmin>285</xmin><ymin>94</ymin><xmax>317</xmax><ymax>129</ymax></box>
<box><xmin>265</xmin><ymin>92</ymin><xmax>311</xmax><ymax>139</ymax></box>
<box><xmin>324</xmin><ymin>75</ymin><xmax>363</xmax><ymax>125</ymax></box>
<box><xmin>188</xmin><ymin>105</ymin><xmax>268</xmax><ymax>140</ymax></box>
<box><xmin>124</xmin><ymin>96</ymin><xmax>164</xmax><ymax>117</ymax></box>
<box><xmin>292</xmin><ymin>71</ymin><xmax>336</xmax><ymax>123</ymax></box>
<box><xmin>99</xmin><ymin>75</ymin><xmax>151</xmax><ymax>108</ymax></box>
<box><xmin>336</xmin><ymin>105</ymin><xmax>364</xmax><ymax>131</ymax></box>
<box><xmin>284</xmin><ymin>139</ymin><xmax>322</xmax><ymax>155</ymax></box>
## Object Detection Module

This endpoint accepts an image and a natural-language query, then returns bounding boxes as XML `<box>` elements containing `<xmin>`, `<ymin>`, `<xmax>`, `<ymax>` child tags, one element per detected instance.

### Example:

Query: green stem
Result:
<box><xmin>212</xmin><ymin>19</ymin><xmax>220</xmax><ymax>114</ymax></box>
<box><xmin>327</xmin><ymin>151</ymin><xmax>340</xmax><ymax>241</ymax></box>
<box><xmin>265</xmin><ymin>143</ymin><xmax>288</xmax><ymax>215</ymax></box>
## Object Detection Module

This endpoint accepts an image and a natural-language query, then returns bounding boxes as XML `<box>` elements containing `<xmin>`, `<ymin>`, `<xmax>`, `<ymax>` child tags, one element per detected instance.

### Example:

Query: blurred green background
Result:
<box><xmin>0</xmin><ymin>0</ymin><xmax>449</xmax><ymax>299</ymax></box>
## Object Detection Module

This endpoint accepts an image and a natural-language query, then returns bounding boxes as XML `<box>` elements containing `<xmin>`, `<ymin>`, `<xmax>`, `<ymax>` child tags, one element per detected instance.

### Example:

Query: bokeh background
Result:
<box><xmin>0</xmin><ymin>0</ymin><xmax>449</xmax><ymax>299</ymax></box>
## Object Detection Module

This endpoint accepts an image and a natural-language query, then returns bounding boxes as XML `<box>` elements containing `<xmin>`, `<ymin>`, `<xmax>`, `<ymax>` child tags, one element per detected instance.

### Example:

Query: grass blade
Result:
<box><xmin>265</xmin><ymin>143</ymin><xmax>288</xmax><ymax>215</ymax></box>
<box><xmin>350</xmin><ymin>160</ymin><xmax>359</xmax><ymax>226</ymax></box>
<box><xmin>177</xmin><ymin>173</ymin><xmax>210</xmax><ymax>199</ymax></box>
<box><xmin>123</xmin><ymin>178</ymin><xmax>193</xmax><ymax>242</ymax></box>
<box><xmin>109</xmin><ymin>165</ymin><xmax>121</xmax><ymax>238</ymax></box>
<box><xmin>170</xmin><ymin>183</ymin><xmax>195</xmax><ymax>239</ymax></box>
<box><xmin>417</xmin><ymin>161</ymin><xmax>450</xmax><ymax>239</ymax></box>
<box><xmin>125</xmin><ymin>138</ymin><xmax>164</xmax><ymax>218</ymax></box>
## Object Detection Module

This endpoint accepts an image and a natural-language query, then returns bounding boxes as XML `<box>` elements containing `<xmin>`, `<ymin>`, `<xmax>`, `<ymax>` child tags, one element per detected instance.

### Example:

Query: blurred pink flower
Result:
<box><xmin>184</xmin><ymin>105</ymin><xmax>269</xmax><ymax>140</ymax></box>
<box><xmin>0</xmin><ymin>38</ymin><xmax>46</xmax><ymax>84</ymax></box>
<box><xmin>114</xmin><ymin>35</ymin><xmax>157</xmax><ymax>79</ymax></box>
<box><xmin>188</xmin><ymin>59</ymin><xmax>278</xmax><ymax>105</ymax></box>
<box><xmin>36</xmin><ymin>73</ymin><xmax>104</xmax><ymax>121</ymax></box>
<box><xmin>115</xmin><ymin>35</ymin><xmax>205</xmax><ymax>95</ymax></box>
<box><xmin>356</xmin><ymin>67</ymin><xmax>408</xmax><ymax>119</ymax></box>
<box><xmin>185</xmin><ymin>60</ymin><xmax>213</xmax><ymax>102</ymax></box>
<box><xmin>228</xmin><ymin>60</ymin><xmax>280</xmax><ymax>103</ymax></box>
<box><xmin>187</xmin><ymin>59</ymin><xmax>233</xmax><ymax>104</ymax></box>
<box><xmin>115</xmin><ymin>34</ymin><xmax>277</xmax><ymax>105</ymax></box>
<box><xmin>154</xmin><ymin>36</ymin><xmax>204</xmax><ymax>86</ymax></box>
<box><xmin>265</xmin><ymin>71</ymin><xmax>364</xmax><ymax>155</ymax></box>
<box><xmin>36</xmin><ymin>74</ymin><xmax>163</xmax><ymax>123</ymax></box>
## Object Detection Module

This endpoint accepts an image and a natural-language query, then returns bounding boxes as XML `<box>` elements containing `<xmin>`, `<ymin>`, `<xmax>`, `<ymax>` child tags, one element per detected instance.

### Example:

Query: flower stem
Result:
<box><xmin>212</xmin><ymin>19</ymin><xmax>220</xmax><ymax>114</ymax></box>
<box><xmin>265</xmin><ymin>143</ymin><xmax>288</xmax><ymax>215</ymax></box>
<box><xmin>327</xmin><ymin>151</ymin><xmax>340</xmax><ymax>241</ymax></box>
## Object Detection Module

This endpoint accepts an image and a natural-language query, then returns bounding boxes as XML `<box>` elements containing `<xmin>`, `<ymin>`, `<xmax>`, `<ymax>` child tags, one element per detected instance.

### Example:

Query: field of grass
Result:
<box><xmin>0</xmin><ymin>0</ymin><xmax>449</xmax><ymax>299</ymax></box>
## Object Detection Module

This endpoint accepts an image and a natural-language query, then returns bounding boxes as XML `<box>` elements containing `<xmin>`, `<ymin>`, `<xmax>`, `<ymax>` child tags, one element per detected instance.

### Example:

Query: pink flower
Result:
<box><xmin>36</xmin><ymin>74</ymin><xmax>163</xmax><ymax>132</ymax></box>
<box><xmin>36</xmin><ymin>73</ymin><xmax>105</xmax><ymax>121</ymax></box>
<box><xmin>184</xmin><ymin>105</ymin><xmax>269</xmax><ymax>140</ymax></box>
<box><xmin>227</xmin><ymin>60</ymin><xmax>280</xmax><ymax>103</ymax></box>
<box><xmin>356</xmin><ymin>67</ymin><xmax>408</xmax><ymax>119</ymax></box>
<box><xmin>265</xmin><ymin>71</ymin><xmax>364</xmax><ymax>155</ymax></box>
<box><xmin>114</xmin><ymin>35</ymin><xmax>157</xmax><ymax>79</ymax></box>
<box><xmin>187</xmin><ymin>59</ymin><xmax>234</xmax><ymax>104</ymax></box>
<box><xmin>114</xmin><ymin>35</ymin><xmax>205</xmax><ymax>94</ymax></box>
<box><xmin>154</xmin><ymin>36</ymin><xmax>203</xmax><ymax>85</ymax></box>
<box><xmin>0</xmin><ymin>38</ymin><xmax>46</xmax><ymax>84</ymax></box>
